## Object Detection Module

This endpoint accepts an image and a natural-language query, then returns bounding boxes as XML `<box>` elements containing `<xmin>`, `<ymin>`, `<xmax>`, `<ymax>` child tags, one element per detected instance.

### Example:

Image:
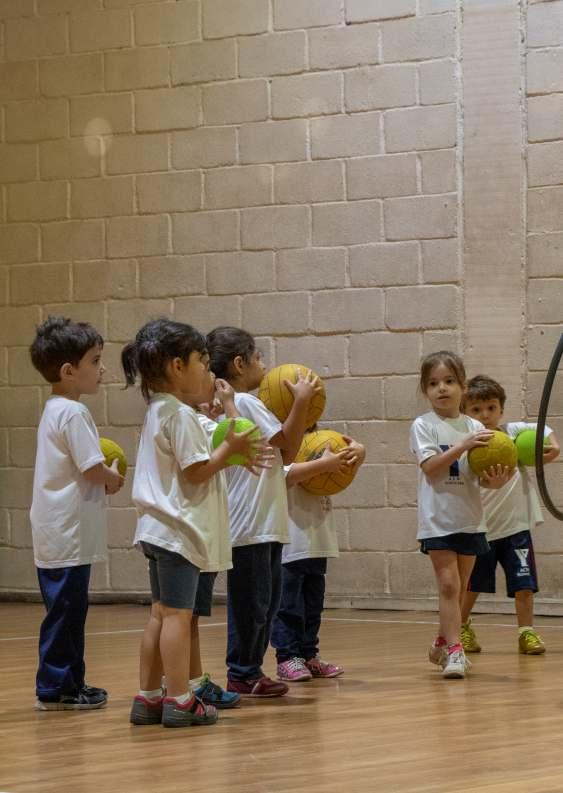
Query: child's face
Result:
<box><xmin>464</xmin><ymin>397</ymin><xmax>503</xmax><ymax>430</ymax></box>
<box><xmin>244</xmin><ymin>349</ymin><xmax>267</xmax><ymax>391</ymax></box>
<box><xmin>71</xmin><ymin>344</ymin><xmax>105</xmax><ymax>396</ymax></box>
<box><xmin>177</xmin><ymin>350</ymin><xmax>215</xmax><ymax>405</ymax></box>
<box><xmin>423</xmin><ymin>363</ymin><xmax>464</xmax><ymax>418</ymax></box>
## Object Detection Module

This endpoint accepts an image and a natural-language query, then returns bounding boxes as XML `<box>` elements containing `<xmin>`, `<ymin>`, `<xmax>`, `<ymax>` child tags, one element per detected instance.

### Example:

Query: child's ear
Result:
<box><xmin>233</xmin><ymin>355</ymin><xmax>244</xmax><ymax>376</ymax></box>
<box><xmin>59</xmin><ymin>362</ymin><xmax>74</xmax><ymax>380</ymax></box>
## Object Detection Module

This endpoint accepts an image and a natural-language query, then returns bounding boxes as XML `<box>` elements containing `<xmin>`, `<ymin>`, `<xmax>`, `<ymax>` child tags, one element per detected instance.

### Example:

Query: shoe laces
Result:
<box><xmin>285</xmin><ymin>657</ymin><xmax>307</xmax><ymax>671</ymax></box>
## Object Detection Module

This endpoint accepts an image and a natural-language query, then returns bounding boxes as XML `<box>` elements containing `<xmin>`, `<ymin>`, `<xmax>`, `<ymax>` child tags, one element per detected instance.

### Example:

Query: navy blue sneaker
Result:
<box><xmin>195</xmin><ymin>673</ymin><xmax>241</xmax><ymax>709</ymax></box>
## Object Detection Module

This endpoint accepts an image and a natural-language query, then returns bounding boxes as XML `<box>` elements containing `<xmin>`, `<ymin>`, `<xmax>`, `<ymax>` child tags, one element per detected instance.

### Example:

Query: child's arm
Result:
<box><xmin>479</xmin><ymin>464</ymin><xmax>514</xmax><ymax>489</ymax></box>
<box><xmin>286</xmin><ymin>446</ymin><xmax>351</xmax><ymax>488</ymax></box>
<box><xmin>341</xmin><ymin>435</ymin><xmax>366</xmax><ymax>470</ymax></box>
<box><xmin>83</xmin><ymin>458</ymin><xmax>124</xmax><ymax>494</ymax></box>
<box><xmin>544</xmin><ymin>431</ymin><xmax>560</xmax><ymax>463</ymax></box>
<box><xmin>183</xmin><ymin>420</ymin><xmax>263</xmax><ymax>485</ymax></box>
<box><xmin>270</xmin><ymin>369</ymin><xmax>323</xmax><ymax>465</ymax></box>
<box><xmin>421</xmin><ymin>429</ymin><xmax>494</xmax><ymax>482</ymax></box>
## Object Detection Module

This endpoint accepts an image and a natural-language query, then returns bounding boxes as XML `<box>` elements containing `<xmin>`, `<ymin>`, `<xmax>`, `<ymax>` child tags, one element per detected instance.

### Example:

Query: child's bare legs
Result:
<box><xmin>514</xmin><ymin>589</ymin><xmax>534</xmax><ymax>628</ymax></box>
<box><xmin>189</xmin><ymin>614</ymin><xmax>203</xmax><ymax>680</ymax></box>
<box><xmin>457</xmin><ymin>555</ymin><xmax>476</xmax><ymax>612</ymax></box>
<box><xmin>139</xmin><ymin>602</ymin><xmax>192</xmax><ymax>698</ymax></box>
<box><xmin>430</xmin><ymin>551</ymin><xmax>475</xmax><ymax>645</ymax></box>
<box><xmin>461</xmin><ymin>590</ymin><xmax>479</xmax><ymax>624</ymax></box>
<box><xmin>139</xmin><ymin>602</ymin><xmax>164</xmax><ymax>691</ymax></box>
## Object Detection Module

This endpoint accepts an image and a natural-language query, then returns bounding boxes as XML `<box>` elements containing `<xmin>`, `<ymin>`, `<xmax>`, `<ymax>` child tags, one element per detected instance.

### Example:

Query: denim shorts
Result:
<box><xmin>193</xmin><ymin>572</ymin><xmax>217</xmax><ymax>617</ymax></box>
<box><xmin>469</xmin><ymin>530</ymin><xmax>538</xmax><ymax>597</ymax></box>
<box><xmin>420</xmin><ymin>532</ymin><xmax>490</xmax><ymax>556</ymax></box>
<box><xmin>140</xmin><ymin>541</ymin><xmax>199</xmax><ymax>609</ymax></box>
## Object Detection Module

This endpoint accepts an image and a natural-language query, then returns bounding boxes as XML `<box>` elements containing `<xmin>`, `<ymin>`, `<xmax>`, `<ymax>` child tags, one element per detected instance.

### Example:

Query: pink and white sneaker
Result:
<box><xmin>305</xmin><ymin>656</ymin><xmax>344</xmax><ymax>678</ymax></box>
<box><xmin>428</xmin><ymin>636</ymin><xmax>448</xmax><ymax>667</ymax></box>
<box><xmin>277</xmin><ymin>657</ymin><xmax>313</xmax><ymax>682</ymax></box>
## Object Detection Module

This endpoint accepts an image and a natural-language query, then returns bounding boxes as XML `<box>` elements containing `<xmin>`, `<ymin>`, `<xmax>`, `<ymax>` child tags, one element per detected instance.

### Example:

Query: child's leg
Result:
<box><xmin>139</xmin><ymin>601</ymin><xmax>164</xmax><ymax>692</ymax></box>
<box><xmin>189</xmin><ymin>615</ymin><xmax>202</xmax><ymax>681</ymax></box>
<box><xmin>457</xmin><ymin>554</ymin><xmax>476</xmax><ymax>607</ymax></box>
<box><xmin>461</xmin><ymin>590</ymin><xmax>480</xmax><ymax>624</ymax></box>
<box><xmin>271</xmin><ymin>561</ymin><xmax>307</xmax><ymax>661</ymax></box>
<box><xmin>302</xmin><ymin>558</ymin><xmax>328</xmax><ymax>662</ymax></box>
<box><xmin>261</xmin><ymin>542</ymin><xmax>284</xmax><ymax>660</ymax></box>
<box><xmin>159</xmin><ymin>606</ymin><xmax>192</xmax><ymax>697</ymax></box>
<box><xmin>514</xmin><ymin>589</ymin><xmax>534</xmax><ymax>627</ymax></box>
<box><xmin>428</xmin><ymin>550</ymin><xmax>465</xmax><ymax>645</ymax></box>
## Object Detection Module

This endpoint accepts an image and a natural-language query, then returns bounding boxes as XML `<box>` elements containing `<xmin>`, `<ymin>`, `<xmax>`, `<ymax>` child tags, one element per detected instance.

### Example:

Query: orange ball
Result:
<box><xmin>295</xmin><ymin>429</ymin><xmax>356</xmax><ymax>496</ymax></box>
<box><xmin>257</xmin><ymin>363</ymin><xmax>326</xmax><ymax>428</ymax></box>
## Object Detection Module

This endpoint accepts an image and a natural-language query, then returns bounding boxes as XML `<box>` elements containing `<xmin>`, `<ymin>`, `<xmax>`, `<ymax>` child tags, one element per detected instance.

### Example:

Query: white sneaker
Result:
<box><xmin>428</xmin><ymin>639</ymin><xmax>447</xmax><ymax>667</ymax></box>
<box><xmin>442</xmin><ymin>648</ymin><xmax>470</xmax><ymax>679</ymax></box>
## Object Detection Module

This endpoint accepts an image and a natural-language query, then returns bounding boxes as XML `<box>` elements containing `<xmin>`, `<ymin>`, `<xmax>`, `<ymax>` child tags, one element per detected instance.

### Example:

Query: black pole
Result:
<box><xmin>535</xmin><ymin>333</ymin><xmax>563</xmax><ymax>521</ymax></box>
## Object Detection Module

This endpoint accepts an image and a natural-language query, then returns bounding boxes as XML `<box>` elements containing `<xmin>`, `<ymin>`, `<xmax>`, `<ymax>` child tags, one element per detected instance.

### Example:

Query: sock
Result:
<box><xmin>190</xmin><ymin>675</ymin><xmax>205</xmax><ymax>688</ymax></box>
<box><xmin>447</xmin><ymin>642</ymin><xmax>463</xmax><ymax>654</ymax></box>
<box><xmin>519</xmin><ymin>625</ymin><xmax>533</xmax><ymax>635</ymax></box>
<box><xmin>171</xmin><ymin>691</ymin><xmax>192</xmax><ymax>705</ymax></box>
<box><xmin>139</xmin><ymin>688</ymin><xmax>162</xmax><ymax>700</ymax></box>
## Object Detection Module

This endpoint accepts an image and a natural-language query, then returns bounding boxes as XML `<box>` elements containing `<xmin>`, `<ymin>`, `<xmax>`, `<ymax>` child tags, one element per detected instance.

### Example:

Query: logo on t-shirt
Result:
<box><xmin>439</xmin><ymin>445</ymin><xmax>462</xmax><ymax>484</ymax></box>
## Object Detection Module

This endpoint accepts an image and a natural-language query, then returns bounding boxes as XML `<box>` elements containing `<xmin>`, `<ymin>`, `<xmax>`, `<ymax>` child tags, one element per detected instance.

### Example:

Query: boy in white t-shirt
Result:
<box><xmin>461</xmin><ymin>375</ymin><xmax>560</xmax><ymax>655</ymax></box>
<box><xmin>29</xmin><ymin>317</ymin><xmax>124</xmax><ymax>711</ymax></box>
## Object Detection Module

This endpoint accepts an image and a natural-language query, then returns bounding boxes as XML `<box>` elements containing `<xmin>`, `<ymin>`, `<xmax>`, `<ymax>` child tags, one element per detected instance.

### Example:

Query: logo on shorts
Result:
<box><xmin>515</xmin><ymin>548</ymin><xmax>530</xmax><ymax>574</ymax></box>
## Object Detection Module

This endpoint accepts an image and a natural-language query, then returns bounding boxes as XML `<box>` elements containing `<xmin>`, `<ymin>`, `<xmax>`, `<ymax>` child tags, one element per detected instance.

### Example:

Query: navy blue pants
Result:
<box><xmin>36</xmin><ymin>565</ymin><xmax>91</xmax><ymax>701</ymax></box>
<box><xmin>226</xmin><ymin>542</ymin><xmax>282</xmax><ymax>681</ymax></box>
<box><xmin>271</xmin><ymin>558</ymin><xmax>327</xmax><ymax>663</ymax></box>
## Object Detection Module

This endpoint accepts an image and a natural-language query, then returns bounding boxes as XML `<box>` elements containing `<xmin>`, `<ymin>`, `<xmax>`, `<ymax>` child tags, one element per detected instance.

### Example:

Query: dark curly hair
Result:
<box><xmin>30</xmin><ymin>316</ymin><xmax>104</xmax><ymax>383</ymax></box>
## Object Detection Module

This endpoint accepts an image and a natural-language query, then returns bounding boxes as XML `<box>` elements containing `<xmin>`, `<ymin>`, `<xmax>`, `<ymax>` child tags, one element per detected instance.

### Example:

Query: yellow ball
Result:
<box><xmin>295</xmin><ymin>429</ymin><xmax>356</xmax><ymax>496</ymax></box>
<box><xmin>257</xmin><ymin>363</ymin><xmax>326</xmax><ymax>427</ymax></box>
<box><xmin>100</xmin><ymin>437</ymin><xmax>127</xmax><ymax>476</ymax></box>
<box><xmin>467</xmin><ymin>430</ymin><xmax>517</xmax><ymax>476</ymax></box>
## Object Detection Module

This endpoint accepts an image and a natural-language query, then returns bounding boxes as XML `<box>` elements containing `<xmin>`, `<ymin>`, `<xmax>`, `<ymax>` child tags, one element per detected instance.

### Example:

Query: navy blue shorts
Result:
<box><xmin>140</xmin><ymin>542</ymin><xmax>200</xmax><ymax>610</ymax></box>
<box><xmin>420</xmin><ymin>532</ymin><xmax>490</xmax><ymax>556</ymax></box>
<box><xmin>193</xmin><ymin>572</ymin><xmax>217</xmax><ymax>617</ymax></box>
<box><xmin>468</xmin><ymin>530</ymin><xmax>538</xmax><ymax>597</ymax></box>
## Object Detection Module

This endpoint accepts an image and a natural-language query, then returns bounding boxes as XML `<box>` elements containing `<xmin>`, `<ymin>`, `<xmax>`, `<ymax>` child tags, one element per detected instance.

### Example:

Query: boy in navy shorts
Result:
<box><xmin>461</xmin><ymin>375</ymin><xmax>560</xmax><ymax>654</ymax></box>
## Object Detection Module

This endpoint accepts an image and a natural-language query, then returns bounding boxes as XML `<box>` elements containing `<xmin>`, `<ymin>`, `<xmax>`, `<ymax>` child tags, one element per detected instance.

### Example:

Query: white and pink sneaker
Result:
<box><xmin>277</xmin><ymin>657</ymin><xmax>313</xmax><ymax>682</ymax></box>
<box><xmin>305</xmin><ymin>656</ymin><xmax>344</xmax><ymax>678</ymax></box>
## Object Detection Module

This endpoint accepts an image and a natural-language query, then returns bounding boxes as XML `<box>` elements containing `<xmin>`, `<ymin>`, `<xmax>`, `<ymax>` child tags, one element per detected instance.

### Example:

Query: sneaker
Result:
<box><xmin>129</xmin><ymin>695</ymin><xmax>163</xmax><ymax>725</ymax></box>
<box><xmin>161</xmin><ymin>695</ymin><xmax>218</xmax><ymax>728</ymax></box>
<box><xmin>519</xmin><ymin>628</ymin><xmax>546</xmax><ymax>655</ymax></box>
<box><xmin>305</xmin><ymin>656</ymin><xmax>344</xmax><ymax>679</ymax></box>
<box><xmin>442</xmin><ymin>648</ymin><xmax>470</xmax><ymax>679</ymax></box>
<box><xmin>428</xmin><ymin>636</ymin><xmax>448</xmax><ymax>667</ymax></box>
<box><xmin>35</xmin><ymin>688</ymin><xmax>107</xmax><ymax>711</ymax></box>
<box><xmin>461</xmin><ymin>619</ymin><xmax>482</xmax><ymax>653</ymax></box>
<box><xmin>226</xmin><ymin>676</ymin><xmax>288</xmax><ymax>698</ymax></box>
<box><xmin>81</xmin><ymin>683</ymin><xmax>108</xmax><ymax>698</ymax></box>
<box><xmin>277</xmin><ymin>657</ymin><xmax>313</xmax><ymax>682</ymax></box>
<box><xmin>195</xmin><ymin>673</ymin><xmax>241</xmax><ymax>709</ymax></box>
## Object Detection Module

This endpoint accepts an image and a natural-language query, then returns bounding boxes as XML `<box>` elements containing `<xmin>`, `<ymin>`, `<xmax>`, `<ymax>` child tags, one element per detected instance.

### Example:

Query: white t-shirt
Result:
<box><xmin>481</xmin><ymin>422</ymin><xmax>550</xmax><ymax>541</ymax></box>
<box><xmin>224</xmin><ymin>391</ymin><xmax>289</xmax><ymax>547</ymax></box>
<box><xmin>410</xmin><ymin>411</ymin><xmax>486</xmax><ymax>539</ymax></box>
<box><xmin>282</xmin><ymin>474</ymin><xmax>339</xmax><ymax>564</ymax></box>
<box><xmin>30</xmin><ymin>396</ymin><xmax>107</xmax><ymax>568</ymax></box>
<box><xmin>132</xmin><ymin>393</ymin><xmax>231</xmax><ymax>573</ymax></box>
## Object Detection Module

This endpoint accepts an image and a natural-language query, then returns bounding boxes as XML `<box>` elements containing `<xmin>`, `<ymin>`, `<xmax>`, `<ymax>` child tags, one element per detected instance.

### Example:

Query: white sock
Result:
<box><xmin>190</xmin><ymin>675</ymin><xmax>204</xmax><ymax>688</ymax></box>
<box><xmin>519</xmin><ymin>625</ymin><xmax>533</xmax><ymax>634</ymax></box>
<box><xmin>171</xmin><ymin>690</ymin><xmax>192</xmax><ymax>705</ymax></box>
<box><xmin>139</xmin><ymin>688</ymin><xmax>162</xmax><ymax>700</ymax></box>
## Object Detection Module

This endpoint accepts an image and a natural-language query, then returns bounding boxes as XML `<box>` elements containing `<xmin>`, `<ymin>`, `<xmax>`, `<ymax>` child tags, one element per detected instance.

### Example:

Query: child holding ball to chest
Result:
<box><xmin>410</xmin><ymin>351</ymin><xmax>512</xmax><ymax>679</ymax></box>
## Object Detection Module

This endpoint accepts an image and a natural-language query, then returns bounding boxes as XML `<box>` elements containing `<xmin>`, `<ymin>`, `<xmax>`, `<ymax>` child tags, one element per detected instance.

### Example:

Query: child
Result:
<box><xmin>409</xmin><ymin>351</ymin><xmax>511</xmax><ymax>679</ymax></box>
<box><xmin>271</xmin><ymin>435</ymin><xmax>365</xmax><ymax>681</ymax></box>
<box><xmin>124</xmin><ymin>319</ymin><xmax>262</xmax><ymax>728</ymax></box>
<box><xmin>29</xmin><ymin>316</ymin><xmax>124</xmax><ymax>710</ymax></box>
<box><xmin>207</xmin><ymin>326</ymin><xmax>321</xmax><ymax>697</ymax></box>
<box><xmin>461</xmin><ymin>374</ymin><xmax>560</xmax><ymax>655</ymax></box>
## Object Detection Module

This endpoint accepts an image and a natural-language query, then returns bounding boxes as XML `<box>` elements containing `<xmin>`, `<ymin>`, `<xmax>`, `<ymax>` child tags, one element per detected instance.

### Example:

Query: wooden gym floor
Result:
<box><xmin>2</xmin><ymin>602</ymin><xmax>563</xmax><ymax>793</ymax></box>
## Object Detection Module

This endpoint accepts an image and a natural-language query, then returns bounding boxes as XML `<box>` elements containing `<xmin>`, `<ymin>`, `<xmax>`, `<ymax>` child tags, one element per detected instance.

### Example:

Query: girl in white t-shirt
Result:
<box><xmin>207</xmin><ymin>326</ymin><xmax>321</xmax><ymax>698</ymax></box>
<box><xmin>409</xmin><ymin>351</ymin><xmax>511</xmax><ymax>679</ymax></box>
<box><xmin>123</xmin><ymin>319</ymin><xmax>263</xmax><ymax>729</ymax></box>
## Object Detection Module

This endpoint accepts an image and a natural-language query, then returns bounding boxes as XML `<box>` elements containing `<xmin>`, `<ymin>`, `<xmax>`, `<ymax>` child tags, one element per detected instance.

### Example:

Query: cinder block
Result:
<box><xmin>107</xmin><ymin>298</ymin><xmax>172</xmax><ymax>343</ymax></box>
<box><xmin>420</xmin><ymin>148</ymin><xmax>456</xmax><ymax>194</ymax></box>
<box><xmin>105</xmin><ymin>47</ymin><xmax>169</xmax><ymax>91</ymax></box>
<box><xmin>135</xmin><ymin>86</ymin><xmax>201</xmax><ymax>132</ymax></box>
<box><xmin>528</xmin><ymin>325</ymin><xmax>563</xmax><ymax>370</ymax></box>
<box><xmin>107</xmin><ymin>508</ymin><xmax>137</xmax><ymax>549</ymax></box>
<box><xmin>42</xmin><ymin>219</ymin><xmax>104</xmax><ymax>262</ymax></box>
<box><xmin>0</xmin><ymin>306</ymin><xmax>40</xmax><ymax>347</ymax></box>
<box><xmin>311</xmin><ymin>112</ymin><xmax>382</xmax><ymax>159</ymax></box>
<box><xmin>348</xmin><ymin>505</ymin><xmax>417</xmax><ymax>548</ymax></box>
<box><xmin>239</xmin><ymin>31</ymin><xmax>306</xmax><ymax>77</ymax></box>
<box><xmin>74</xmin><ymin>259</ymin><xmax>137</xmax><ymax>302</ymax></box>
<box><xmin>0</xmin><ymin>547</ymin><xmax>37</xmax><ymax>589</ymax></box>
<box><xmin>272</xmin><ymin>73</ymin><xmax>342</xmax><ymax>119</ymax></box>
<box><xmin>421</xmin><ymin>238</ymin><xmax>459</xmax><ymax>283</ymax></box>
<box><xmin>203</xmin><ymin>80</ymin><xmax>268</xmax><ymax>125</ymax></box>
<box><xmin>139</xmin><ymin>255</ymin><xmax>206</xmax><ymax>298</ymax></box>
<box><xmin>46</xmin><ymin>302</ymin><xmax>106</xmax><ymax>336</ymax></box>
<box><xmin>312</xmin><ymin>288</ymin><xmax>384</xmax><ymax>332</ymax></box>
<box><xmin>8</xmin><ymin>181</ymin><xmax>67</xmax><ymax>223</ymax></box>
<box><xmin>241</xmin><ymin>291</ymin><xmax>310</xmax><ymax>335</ymax></box>
<box><xmin>384</xmin><ymin>375</ymin><xmax>422</xmax><ymax>419</ymax></box>
<box><xmin>381</xmin><ymin>14</ymin><xmax>455</xmax><ymax>63</ymax></box>
<box><xmin>528</xmin><ymin>279</ymin><xmax>563</xmax><ymax>324</ymax></box>
<box><xmin>108</xmin><ymin>215</ymin><xmax>169</xmax><ymax>258</ymax></box>
<box><xmin>11</xmin><ymin>262</ymin><xmax>71</xmax><ymax>306</ymax></box>
<box><xmin>527</xmin><ymin>49</ymin><xmax>563</xmax><ymax>95</ymax></box>
<box><xmin>528</xmin><ymin>94</ymin><xmax>563</xmax><ymax>142</ymax></box>
<box><xmin>135</xmin><ymin>1</ymin><xmax>199</xmax><ymax>45</ymax></box>
<box><xmin>70</xmin><ymin>93</ymin><xmax>133</xmax><ymax>136</ymax></box>
<box><xmin>274</xmin><ymin>0</ymin><xmax>342</xmax><ymax>30</ymax></box>
<box><xmin>347</xmin><ymin>418</ymin><xmax>411</xmax><ymax>464</ymax></box>
<box><xmin>277</xmin><ymin>248</ymin><xmax>346</xmax><ymax>291</ymax></box>
<box><xmin>172</xmin><ymin>40</ymin><xmax>237</xmax><ymax>85</ymax></box>
<box><xmin>0</xmin><ymin>0</ymin><xmax>35</xmax><ymax>16</ymax></box>
<box><xmin>172</xmin><ymin>128</ymin><xmax>237</xmax><ymax>169</ymax></box>
<box><xmin>206</xmin><ymin>251</ymin><xmax>275</xmax><ymax>294</ymax></box>
<box><xmin>0</xmin><ymin>225</ymin><xmax>39</xmax><ymax>265</ymax></box>
<box><xmin>529</xmin><ymin>186</ymin><xmax>563</xmax><ymax>232</ymax></box>
<box><xmin>40</xmin><ymin>138</ymin><xmax>101</xmax><ymax>180</ymax></box>
<box><xmin>239</xmin><ymin>120</ymin><xmax>308</xmax><ymax>164</ymax></box>
<box><xmin>40</xmin><ymin>54</ymin><xmax>103</xmax><ymax>97</ymax></box>
<box><xmin>5</xmin><ymin>15</ymin><xmax>66</xmax><ymax>61</ymax></box>
<box><xmin>6</xmin><ymin>98</ymin><xmax>68</xmax><ymax>142</ymax></box>
<box><xmin>309</xmin><ymin>23</ymin><xmax>379</xmax><ymax>70</ymax></box>
<box><xmin>173</xmin><ymin>210</ymin><xmax>239</xmax><ymax>253</ymax></box>
<box><xmin>387</xmin><ymin>464</ymin><xmax>417</xmax><ymax>506</ymax></box>
<box><xmin>70</xmin><ymin>9</ymin><xmax>131</xmax><ymax>52</ymax></box>
<box><xmin>388</xmin><ymin>551</ymin><xmax>436</xmax><ymax>597</ymax></box>
<box><xmin>8</xmin><ymin>351</ymin><xmax>44</xmax><ymax>387</ymax></box>
<box><xmin>419</xmin><ymin>0</ymin><xmax>456</xmax><ymax>11</ymax></box>
<box><xmin>275</xmin><ymin>161</ymin><xmax>344</xmax><ymax>204</ymax></box>
<box><xmin>528</xmin><ymin>232</ymin><xmax>563</xmax><ymax>277</ymax></box>
<box><xmin>0</xmin><ymin>61</ymin><xmax>38</xmax><ymax>101</ymax></box>
<box><xmin>350</xmin><ymin>331</ymin><xmax>420</xmax><ymax>375</ymax></box>
<box><xmin>385</xmin><ymin>284</ymin><xmax>459</xmax><ymax>329</ymax></box>
<box><xmin>349</xmin><ymin>242</ymin><xmax>420</xmax><ymax>286</ymax></box>
<box><xmin>275</xmin><ymin>335</ymin><xmax>348</xmax><ymax>378</ymax></box>
<box><xmin>0</xmin><ymin>143</ymin><xmax>37</xmax><ymax>183</ymax></box>
<box><xmin>175</xmin><ymin>295</ymin><xmax>241</xmax><ymax>332</ymax></box>
<box><xmin>346</xmin><ymin>0</ymin><xmax>415</xmax><ymax>23</ymax></box>
<box><xmin>335</xmin><ymin>466</ymin><xmax>386</xmax><ymax>509</ymax></box>
<box><xmin>312</xmin><ymin>200</ymin><xmax>382</xmax><ymax>246</ymax></box>
<box><xmin>10</xmin><ymin>509</ymin><xmax>33</xmax><ymax>550</ymax></box>
<box><xmin>205</xmin><ymin>166</ymin><xmax>271</xmax><ymax>209</ymax></box>
<box><xmin>325</xmin><ymin>551</ymin><xmax>386</xmax><ymax>597</ymax></box>
<box><xmin>138</xmin><ymin>171</ymin><xmax>202</xmax><ymax>213</ymax></box>
<box><xmin>384</xmin><ymin>193</ymin><xmax>457</xmax><ymax>240</ymax></box>
<box><xmin>109</xmin><ymin>548</ymin><xmax>150</xmax><ymax>591</ymax></box>
<box><xmin>241</xmin><ymin>205</ymin><xmax>310</xmax><ymax>250</ymax></box>
<box><xmin>325</xmin><ymin>378</ymin><xmax>384</xmax><ymax>420</ymax></box>
<box><xmin>105</xmin><ymin>133</ymin><xmax>169</xmax><ymax>175</ymax></box>
<box><xmin>427</xmin><ymin>329</ymin><xmax>462</xmax><ymax>360</ymax></box>
<box><xmin>528</xmin><ymin>1</ymin><xmax>563</xmax><ymax>48</ymax></box>
<box><xmin>202</xmin><ymin>0</ymin><xmax>269</xmax><ymax>38</ymax></box>
<box><xmin>419</xmin><ymin>59</ymin><xmax>456</xmax><ymax>105</ymax></box>
<box><xmin>345</xmin><ymin>64</ymin><xmax>416</xmax><ymax>112</ymax></box>
<box><xmin>385</xmin><ymin>105</ymin><xmax>456</xmax><ymax>152</ymax></box>
<box><xmin>0</xmin><ymin>387</ymin><xmax>41</xmax><ymax>427</ymax></box>
<box><xmin>347</xmin><ymin>154</ymin><xmax>417</xmax><ymax>199</ymax></box>
<box><xmin>528</xmin><ymin>142</ymin><xmax>563</xmax><ymax>188</ymax></box>
<box><xmin>37</xmin><ymin>0</ymin><xmax>101</xmax><ymax>11</ymax></box>
<box><xmin>71</xmin><ymin>177</ymin><xmax>133</xmax><ymax>218</ymax></box>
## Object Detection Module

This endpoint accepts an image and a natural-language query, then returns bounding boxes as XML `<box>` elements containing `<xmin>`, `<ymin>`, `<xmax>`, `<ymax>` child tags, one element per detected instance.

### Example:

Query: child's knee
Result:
<box><xmin>438</xmin><ymin>577</ymin><xmax>459</xmax><ymax>600</ymax></box>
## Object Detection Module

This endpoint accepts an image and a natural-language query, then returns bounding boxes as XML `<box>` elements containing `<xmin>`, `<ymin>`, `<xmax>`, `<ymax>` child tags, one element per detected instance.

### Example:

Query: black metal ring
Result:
<box><xmin>535</xmin><ymin>333</ymin><xmax>563</xmax><ymax>520</ymax></box>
